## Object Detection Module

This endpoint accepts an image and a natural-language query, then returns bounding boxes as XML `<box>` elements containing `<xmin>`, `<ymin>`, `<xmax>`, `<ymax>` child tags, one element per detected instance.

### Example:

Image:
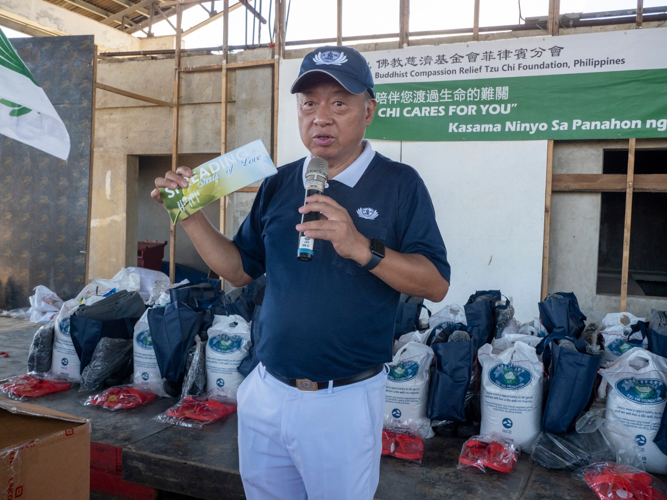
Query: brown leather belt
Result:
<box><xmin>265</xmin><ymin>364</ymin><xmax>385</xmax><ymax>391</ymax></box>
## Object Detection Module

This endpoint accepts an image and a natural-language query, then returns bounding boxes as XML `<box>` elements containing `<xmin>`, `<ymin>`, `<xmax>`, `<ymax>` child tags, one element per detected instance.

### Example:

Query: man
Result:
<box><xmin>152</xmin><ymin>45</ymin><xmax>450</xmax><ymax>499</ymax></box>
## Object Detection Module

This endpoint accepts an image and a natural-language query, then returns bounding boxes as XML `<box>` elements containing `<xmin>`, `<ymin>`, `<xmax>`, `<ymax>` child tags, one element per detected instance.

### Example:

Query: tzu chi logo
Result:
<box><xmin>313</xmin><ymin>50</ymin><xmax>348</xmax><ymax>66</ymax></box>
<box><xmin>357</xmin><ymin>207</ymin><xmax>379</xmax><ymax>220</ymax></box>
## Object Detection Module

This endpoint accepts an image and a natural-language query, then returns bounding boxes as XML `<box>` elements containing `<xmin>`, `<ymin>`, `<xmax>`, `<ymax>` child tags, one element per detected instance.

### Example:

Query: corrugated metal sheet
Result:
<box><xmin>43</xmin><ymin>0</ymin><xmax>149</xmax><ymax>28</ymax></box>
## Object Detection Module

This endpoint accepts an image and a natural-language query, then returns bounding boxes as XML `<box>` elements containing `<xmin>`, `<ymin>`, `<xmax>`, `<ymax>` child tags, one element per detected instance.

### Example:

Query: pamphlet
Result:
<box><xmin>159</xmin><ymin>139</ymin><xmax>277</xmax><ymax>224</ymax></box>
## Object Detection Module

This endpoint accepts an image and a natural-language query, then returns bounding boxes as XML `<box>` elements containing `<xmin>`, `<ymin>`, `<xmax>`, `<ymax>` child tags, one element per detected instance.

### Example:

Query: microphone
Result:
<box><xmin>297</xmin><ymin>157</ymin><xmax>328</xmax><ymax>261</ymax></box>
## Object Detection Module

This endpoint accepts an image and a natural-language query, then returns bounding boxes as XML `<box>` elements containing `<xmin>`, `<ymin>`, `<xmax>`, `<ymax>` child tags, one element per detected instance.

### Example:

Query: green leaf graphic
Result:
<box><xmin>0</xmin><ymin>98</ymin><xmax>32</xmax><ymax>117</ymax></box>
<box><xmin>0</xmin><ymin>28</ymin><xmax>40</xmax><ymax>86</ymax></box>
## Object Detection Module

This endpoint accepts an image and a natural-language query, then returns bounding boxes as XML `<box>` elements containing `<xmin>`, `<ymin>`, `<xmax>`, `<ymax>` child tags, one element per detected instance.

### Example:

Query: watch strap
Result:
<box><xmin>358</xmin><ymin>238</ymin><xmax>385</xmax><ymax>272</ymax></box>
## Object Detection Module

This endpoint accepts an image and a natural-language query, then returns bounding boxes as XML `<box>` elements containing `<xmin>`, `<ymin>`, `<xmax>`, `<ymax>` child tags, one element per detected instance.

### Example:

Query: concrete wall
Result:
<box><xmin>0</xmin><ymin>0</ymin><xmax>141</xmax><ymax>51</ymax></box>
<box><xmin>548</xmin><ymin>139</ymin><xmax>667</xmax><ymax>322</ymax></box>
<box><xmin>137</xmin><ymin>154</ymin><xmax>220</xmax><ymax>273</ymax></box>
<box><xmin>90</xmin><ymin>48</ymin><xmax>274</xmax><ymax>280</ymax></box>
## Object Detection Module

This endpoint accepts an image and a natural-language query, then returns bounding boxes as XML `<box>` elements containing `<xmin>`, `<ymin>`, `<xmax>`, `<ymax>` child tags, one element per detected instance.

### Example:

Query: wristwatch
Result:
<box><xmin>358</xmin><ymin>238</ymin><xmax>385</xmax><ymax>271</ymax></box>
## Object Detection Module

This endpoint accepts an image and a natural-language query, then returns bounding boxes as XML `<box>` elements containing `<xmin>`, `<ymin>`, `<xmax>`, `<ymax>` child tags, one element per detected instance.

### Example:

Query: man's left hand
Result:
<box><xmin>296</xmin><ymin>194</ymin><xmax>371</xmax><ymax>265</ymax></box>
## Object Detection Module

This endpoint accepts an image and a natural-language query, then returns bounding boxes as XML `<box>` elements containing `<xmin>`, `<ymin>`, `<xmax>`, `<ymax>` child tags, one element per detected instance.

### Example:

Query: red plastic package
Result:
<box><xmin>154</xmin><ymin>396</ymin><xmax>237</xmax><ymax>428</ymax></box>
<box><xmin>0</xmin><ymin>374</ymin><xmax>70</xmax><ymax>400</ymax></box>
<box><xmin>575</xmin><ymin>462</ymin><xmax>667</xmax><ymax>500</ymax></box>
<box><xmin>381</xmin><ymin>430</ymin><xmax>424</xmax><ymax>462</ymax></box>
<box><xmin>85</xmin><ymin>385</ymin><xmax>157</xmax><ymax>411</ymax></box>
<box><xmin>458</xmin><ymin>435</ymin><xmax>519</xmax><ymax>473</ymax></box>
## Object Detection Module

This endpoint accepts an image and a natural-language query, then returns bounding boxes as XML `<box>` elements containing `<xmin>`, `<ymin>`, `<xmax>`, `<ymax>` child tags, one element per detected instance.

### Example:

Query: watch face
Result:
<box><xmin>370</xmin><ymin>238</ymin><xmax>385</xmax><ymax>258</ymax></box>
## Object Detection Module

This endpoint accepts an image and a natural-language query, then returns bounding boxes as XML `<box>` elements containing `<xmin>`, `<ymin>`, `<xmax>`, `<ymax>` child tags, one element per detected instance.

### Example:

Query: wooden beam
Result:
<box><xmin>237</xmin><ymin>186</ymin><xmax>260</xmax><ymax>192</ymax></box>
<box><xmin>169</xmin><ymin>5</ymin><xmax>183</xmax><ymax>283</ymax></box>
<box><xmin>108</xmin><ymin>0</ymin><xmax>151</xmax><ymax>18</ymax></box>
<box><xmin>620</xmin><ymin>138</ymin><xmax>636</xmax><ymax>311</ymax></box>
<box><xmin>238</xmin><ymin>0</ymin><xmax>267</xmax><ymax>23</ymax></box>
<box><xmin>219</xmin><ymin>0</ymin><xmax>229</xmax><ymax>287</ymax></box>
<box><xmin>399</xmin><ymin>0</ymin><xmax>410</xmax><ymax>48</ymax></box>
<box><xmin>85</xmin><ymin>45</ymin><xmax>98</xmax><ymax>285</ymax></box>
<box><xmin>181</xmin><ymin>3</ymin><xmax>243</xmax><ymax>37</ymax></box>
<box><xmin>337</xmin><ymin>0</ymin><xmax>342</xmax><ymax>46</ymax></box>
<box><xmin>96</xmin><ymin>83</ymin><xmax>174</xmax><ymax>107</ymax></box>
<box><xmin>180</xmin><ymin>59</ymin><xmax>275</xmax><ymax>72</ymax></box>
<box><xmin>272</xmin><ymin>0</ymin><xmax>282</xmax><ymax>163</ymax></box>
<box><xmin>472</xmin><ymin>0</ymin><xmax>480</xmax><ymax>41</ymax></box>
<box><xmin>61</xmin><ymin>0</ymin><xmax>112</xmax><ymax>20</ymax></box>
<box><xmin>155</xmin><ymin>4</ymin><xmax>178</xmax><ymax>32</ymax></box>
<box><xmin>102</xmin><ymin>0</ymin><xmax>158</xmax><ymax>25</ymax></box>
<box><xmin>548</xmin><ymin>0</ymin><xmax>560</xmax><ymax>35</ymax></box>
<box><xmin>637</xmin><ymin>0</ymin><xmax>644</xmax><ymax>27</ymax></box>
<box><xmin>541</xmin><ymin>140</ymin><xmax>554</xmax><ymax>300</ymax></box>
<box><xmin>552</xmin><ymin>174</ymin><xmax>667</xmax><ymax>193</ymax></box>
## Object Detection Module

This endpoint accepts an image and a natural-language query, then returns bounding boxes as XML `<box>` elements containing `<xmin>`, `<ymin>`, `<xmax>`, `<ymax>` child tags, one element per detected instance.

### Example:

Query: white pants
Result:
<box><xmin>237</xmin><ymin>363</ymin><xmax>387</xmax><ymax>500</ymax></box>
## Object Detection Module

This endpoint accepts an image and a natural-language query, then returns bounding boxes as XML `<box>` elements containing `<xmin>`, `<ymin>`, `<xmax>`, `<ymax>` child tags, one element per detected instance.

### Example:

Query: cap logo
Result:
<box><xmin>313</xmin><ymin>51</ymin><xmax>348</xmax><ymax>66</ymax></box>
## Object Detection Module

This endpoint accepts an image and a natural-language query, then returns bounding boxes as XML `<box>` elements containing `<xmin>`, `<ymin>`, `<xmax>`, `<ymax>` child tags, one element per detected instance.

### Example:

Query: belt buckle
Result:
<box><xmin>296</xmin><ymin>379</ymin><xmax>318</xmax><ymax>391</ymax></box>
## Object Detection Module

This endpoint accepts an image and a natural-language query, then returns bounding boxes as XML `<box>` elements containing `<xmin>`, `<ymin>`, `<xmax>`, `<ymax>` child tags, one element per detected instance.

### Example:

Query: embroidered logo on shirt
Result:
<box><xmin>313</xmin><ymin>51</ymin><xmax>348</xmax><ymax>66</ymax></box>
<box><xmin>357</xmin><ymin>207</ymin><xmax>379</xmax><ymax>220</ymax></box>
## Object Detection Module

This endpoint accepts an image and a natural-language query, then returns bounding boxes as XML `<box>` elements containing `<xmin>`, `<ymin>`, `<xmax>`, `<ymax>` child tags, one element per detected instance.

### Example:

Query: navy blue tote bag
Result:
<box><xmin>464</xmin><ymin>291</ymin><xmax>500</xmax><ymax>351</ymax></box>
<box><xmin>147</xmin><ymin>301</ymin><xmax>205</xmax><ymax>396</ymax></box>
<box><xmin>537</xmin><ymin>332</ymin><xmax>601</xmax><ymax>434</ymax></box>
<box><xmin>426</xmin><ymin>323</ymin><xmax>475</xmax><ymax>422</ymax></box>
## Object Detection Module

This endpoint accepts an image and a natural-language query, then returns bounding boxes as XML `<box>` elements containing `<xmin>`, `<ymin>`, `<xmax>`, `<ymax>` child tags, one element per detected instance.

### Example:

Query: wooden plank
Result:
<box><xmin>272</xmin><ymin>0</ymin><xmax>282</xmax><ymax>164</ymax></box>
<box><xmin>101</xmin><ymin>0</ymin><xmax>157</xmax><ymax>25</ymax></box>
<box><xmin>620</xmin><ymin>138</ymin><xmax>636</xmax><ymax>312</ymax></box>
<box><xmin>180</xmin><ymin>2</ymin><xmax>243</xmax><ymax>37</ymax></box>
<box><xmin>85</xmin><ymin>45</ymin><xmax>98</xmax><ymax>285</ymax></box>
<box><xmin>548</xmin><ymin>0</ymin><xmax>560</xmax><ymax>35</ymax></box>
<box><xmin>237</xmin><ymin>186</ymin><xmax>260</xmax><ymax>192</ymax></box>
<box><xmin>541</xmin><ymin>140</ymin><xmax>554</xmax><ymax>300</ymax></box>
<box><xmin>637</xmin><ymin>0</ymin><xmax>644</xmax><ymax>27</ymax></box>
<box><xmin>337</xmin><ymin>0</ymin><xmax>343</xmax><ymax>46</ymax></box>
<box><xmin>219</xmin><ymin>0</ymin><xmax>229</xmax><ymax>286</ymax></box>
<box><xmin>399</xmin><ymin>0</ymin><xmax>410</xmax><ymax>48</ymax></box>
<box><xmin>552</xmin><ymin>174</ymin><xmax>667</xmax><ymax>193</ymax></box>
<box><xmin>96</xmin><ymin>83</ymin><xmax>174</xmax><ymax>107</ymax></box>
<box><xmin>61</xmin><ymin>0</ymin><xmax>113</xmax><ymax>20</ymax></box>
<box><xmin>180</xmin><ymin>59</ymin><xmax>274</xmax><ymax>72</ymax></box>
<box><xmin>169</xmin><ymin>5</ymin><xmax>183</xmax><ymax>283</ymax></box>
<box><xmin>238</xmin><ymin>0</ymin><xmax>268</xmax><ymax>23</ymax></box>
<box><xmin>90</xmin><ymin>469</ymin><xmax>156</xmax><ymax>500</ymax></box>
<box><xmin>108</xmin><ymin>0</ymin><xmax>152</xmax><ymax>18</ymax></box>
<box><xmin>472</xmin><ymin>0</ymin><xmax>480</xmax><ymax>41</ymax></box>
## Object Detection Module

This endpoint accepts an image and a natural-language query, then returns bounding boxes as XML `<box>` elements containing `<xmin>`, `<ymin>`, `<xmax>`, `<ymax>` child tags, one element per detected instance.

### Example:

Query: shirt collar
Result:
<box><xmin>302</xmin><ymin>140</ymin><xmax>375</xmax><ymax>189</ymax></box>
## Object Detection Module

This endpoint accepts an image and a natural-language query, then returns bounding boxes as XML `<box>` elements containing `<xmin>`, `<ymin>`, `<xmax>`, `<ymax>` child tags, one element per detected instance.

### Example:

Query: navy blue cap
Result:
<box><xmin>290</xmin><ymin>45</ymin><xmax>375</xmax><ymax>98</ymax></box>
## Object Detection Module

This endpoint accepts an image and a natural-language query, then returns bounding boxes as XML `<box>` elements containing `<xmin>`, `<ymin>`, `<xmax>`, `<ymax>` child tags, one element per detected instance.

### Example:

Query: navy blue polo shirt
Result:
<box><xmin>233</xmin><ymin>149</ymin><xmax>450</xmax><ymax>381</ymax></box>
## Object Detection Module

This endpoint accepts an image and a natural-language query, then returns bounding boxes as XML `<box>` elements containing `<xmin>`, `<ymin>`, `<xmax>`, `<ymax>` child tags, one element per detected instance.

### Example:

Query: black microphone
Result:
<box><xmin>297</xmin><ymin>157</ymin><xmax>329</xmax><ymax>261</ymax></box>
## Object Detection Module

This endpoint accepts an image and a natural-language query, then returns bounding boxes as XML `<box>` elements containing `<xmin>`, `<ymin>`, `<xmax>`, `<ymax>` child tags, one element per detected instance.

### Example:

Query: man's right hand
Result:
<box><xmin>151</xmin><ymin>167</ymin><xmax>193</xmax><ymax>206</ymax></box>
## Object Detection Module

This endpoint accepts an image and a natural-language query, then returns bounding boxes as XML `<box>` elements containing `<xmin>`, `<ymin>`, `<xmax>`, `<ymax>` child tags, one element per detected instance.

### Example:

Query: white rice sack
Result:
<box><xmin>393</xmin><ymin>330</ymin><xmax>429</xmax><ymax>355</ymax></box>
<box><xmin>50</xmin><ymin>297</ymin><xmax>100</xmax><ymax>380</ymax></box>
<box><xmin>478</xmin><ymin>341</ymin><xmax>543</xmax><ymax>450</ymax></box>
<box><xmin>429</xmin><ymin>304</ymin><xmax>466</xmax><ymax>328</ymax></box>
<box><xmin>601</xmin><ymin>312</ymin><xmax>644</xmax><ymax>330</ymax></box>
<box><xmin>205</xmin><ymin>315</ymin><xmax>251</xmax><ymax>400</ymax></box>
<box><xmin>600</xmin><ymin>348</ymin><xmax>667</xmax><ymax>474</ymax></box>
<box><xmin>50</xmin><ymin>269</ymin><xmax>141</xmax><ymax>381</ymax></box>
<box><xmin>126</xmin><ymin>267</ymin><xmax>169</xmax><ymax>301</ymax></box>
<box><xmin>384</xmin><ymin>341</ymin><xmax>434</xmax><ymax>440</ymax></box>
<box><xmin>133</xmin><ymin>308</ymin><xmax>163</xmax><ymax>392</ymax></box>
<box><xmin>601</xmin><ymin>312</ymin><xmax>646</xmax><ymax>366</ymax></box>
<box><xmin>492</xmin><ymin>334</ymin><xmax>542</xmax><ymax>353</ymax></box>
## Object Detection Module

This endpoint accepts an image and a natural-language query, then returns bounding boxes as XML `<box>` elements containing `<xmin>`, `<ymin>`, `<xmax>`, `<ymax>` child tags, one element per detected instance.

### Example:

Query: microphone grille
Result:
<box><xmin>306</xmin><ymin>157</ymin><xmax>328</xmax><ymax>180</ymax></box>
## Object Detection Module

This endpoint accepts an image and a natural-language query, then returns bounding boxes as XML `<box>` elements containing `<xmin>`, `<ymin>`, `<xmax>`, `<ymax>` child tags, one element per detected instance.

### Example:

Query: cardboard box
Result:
<box><xmin>0</xmin><ymin>398</ymin><xmax>90</xmax><ymax>500</ymax></box>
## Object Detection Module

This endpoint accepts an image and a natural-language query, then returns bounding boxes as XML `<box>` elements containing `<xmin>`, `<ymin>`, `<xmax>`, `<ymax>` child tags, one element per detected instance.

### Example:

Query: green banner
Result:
<box><xmin>365</xmin><ymin>69</ymin><xmax>667</xmax><ymax>142</ymax></box>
